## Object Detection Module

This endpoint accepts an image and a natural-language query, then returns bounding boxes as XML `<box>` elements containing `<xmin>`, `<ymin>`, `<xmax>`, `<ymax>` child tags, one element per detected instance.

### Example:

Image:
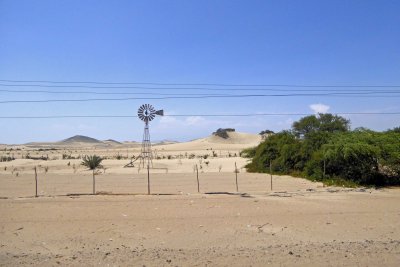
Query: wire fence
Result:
<box><xmin>0</xmin><ymin>163</ymin><xmax>320</xmax><ymax>199</ymax></box>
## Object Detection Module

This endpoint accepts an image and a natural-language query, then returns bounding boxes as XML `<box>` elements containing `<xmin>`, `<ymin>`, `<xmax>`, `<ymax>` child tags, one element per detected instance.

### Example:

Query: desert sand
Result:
<box><xmin>0</xmin><ymin>132</ymin><xmax>399</xmax><ymax>266</ymax></box>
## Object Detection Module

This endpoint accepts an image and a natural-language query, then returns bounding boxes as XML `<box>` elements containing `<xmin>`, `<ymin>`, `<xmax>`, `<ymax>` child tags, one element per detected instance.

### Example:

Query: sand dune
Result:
<box><xmin>156</xmin><ymin>131</ymin><xmax>261</xmax><ymax>152</ymax></box>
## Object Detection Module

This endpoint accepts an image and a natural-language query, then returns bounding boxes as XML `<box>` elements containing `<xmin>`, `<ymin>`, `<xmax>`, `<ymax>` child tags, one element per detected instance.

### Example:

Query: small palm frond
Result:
<box><xmin>81</xmin><ymin>155</ymin><xmax>103</xmax><ymax>170</ymax></box>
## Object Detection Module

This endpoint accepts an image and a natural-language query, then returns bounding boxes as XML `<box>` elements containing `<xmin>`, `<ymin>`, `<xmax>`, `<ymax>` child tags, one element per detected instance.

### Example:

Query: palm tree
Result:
<box><xmin>81</xmin><ymin>155</ymin><xmax>103</xmax><ymax>195</ymax></box>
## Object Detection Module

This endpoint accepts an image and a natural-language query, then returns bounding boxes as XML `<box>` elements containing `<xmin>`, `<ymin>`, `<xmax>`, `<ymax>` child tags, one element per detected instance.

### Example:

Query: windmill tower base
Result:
<box><xmin>138</xmin><ymin>122</ymin><xmax>153</xmax><ymax>170</ymax></box>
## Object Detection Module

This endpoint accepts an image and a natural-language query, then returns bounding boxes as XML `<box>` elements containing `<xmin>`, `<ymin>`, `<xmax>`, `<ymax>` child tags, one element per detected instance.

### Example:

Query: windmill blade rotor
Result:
<box><xmin>137</xmin><ymin>104</ymin><xmax>163</xmax><ymax>122</ymax></box>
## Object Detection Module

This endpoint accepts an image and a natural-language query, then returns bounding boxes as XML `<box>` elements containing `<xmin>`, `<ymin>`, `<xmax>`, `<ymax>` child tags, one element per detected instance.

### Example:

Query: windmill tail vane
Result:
<box><xmin>136</xmin><ymin>104</ymin><xmax>164</xmax><ymax>169</ymax></box>
<box><xmin>155</xmin><ymin>109</ymin><xmax>164</xmax><ymax>116</ymax></box>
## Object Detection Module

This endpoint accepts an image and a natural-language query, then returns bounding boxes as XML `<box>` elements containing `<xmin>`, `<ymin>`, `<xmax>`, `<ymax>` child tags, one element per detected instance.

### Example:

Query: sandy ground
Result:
<box><xmin>1</xmin><ymin>134</ymin><xmax>400</xmax><ymax>266</ymax></box>
<box><xmin>1</xmin><ymin>171</ymin><xmax>399</xmax><ymax>266</ymax></box>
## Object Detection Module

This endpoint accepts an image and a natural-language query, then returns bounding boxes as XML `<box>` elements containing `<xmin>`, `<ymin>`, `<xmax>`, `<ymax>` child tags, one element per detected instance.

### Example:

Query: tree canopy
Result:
<box><xmin>292</xmin><ymin>113</ymin><xmax>350</xmax><ymax>138</ymax></box>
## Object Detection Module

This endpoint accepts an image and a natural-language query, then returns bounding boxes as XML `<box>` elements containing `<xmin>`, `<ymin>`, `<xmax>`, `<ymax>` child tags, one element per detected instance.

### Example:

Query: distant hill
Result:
<box><xmin>60</xmin><ymin>135</ymin><xmax>102</xmax><ymax>144</ymax></box>
<box><xmin>22</xmin><ymin>135</ymin><xmax>136</xmax><ymax>147</ymax></box>
<box><xmin>103</xmin><ymin>139</ymin><xmax>122</xmax><ymax>145</ymax></box>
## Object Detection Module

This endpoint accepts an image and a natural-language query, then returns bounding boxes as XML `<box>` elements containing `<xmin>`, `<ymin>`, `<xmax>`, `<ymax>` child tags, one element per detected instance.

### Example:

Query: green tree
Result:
<box><xmin>318</xmin><ymin>113</ymin><xmax>350</xmax><ymax>133</ymax></box>
<box><xmin>292</xmin><ymin>113</ymin><xmax>350</xmax><ymax>138</ymax></box>
<box><xmin>81</xmin><ymin>155</ymin><xmax>103</xmax><ymax>194</ymax></box>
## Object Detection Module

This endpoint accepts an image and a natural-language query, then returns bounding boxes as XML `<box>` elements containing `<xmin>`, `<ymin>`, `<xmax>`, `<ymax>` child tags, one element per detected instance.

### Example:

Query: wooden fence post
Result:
<box><xmin>93</xmin><ymin>169</ymin><xmax>96</xmax><ymax>195</ymax></box>
<box><xmin>235</xmin><ymin>162</ymin><xmax>238</xmax><ymax>192</ymax></box>
<box><xmin>34</xmin><ymin>166</ymin><xmax>38</xmax><ymax>197</ymax></box>
<box><xmin>196</xmin><ymin>164</ymin><xmax>200</xmax><ymax>193</ymax></box>
<box><xmin>147</xmin><ymin>164</ymin><xmax>150</xmax><ymax>195</ymax></box>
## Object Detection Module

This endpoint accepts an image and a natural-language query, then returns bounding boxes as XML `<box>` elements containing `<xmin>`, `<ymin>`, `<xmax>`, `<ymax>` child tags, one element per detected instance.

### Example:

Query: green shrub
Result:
<box><xmin>246</xmin><ymin>114</ymin><xmax>400</xmax><ymax>186</ymax></box>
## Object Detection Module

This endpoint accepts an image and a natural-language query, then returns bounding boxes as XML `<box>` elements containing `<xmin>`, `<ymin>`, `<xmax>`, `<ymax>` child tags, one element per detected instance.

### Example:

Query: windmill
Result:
<box><xmin>137</xmin><ymin>104</ymin><xmax>164</xmax><ymax>169</ymax></box>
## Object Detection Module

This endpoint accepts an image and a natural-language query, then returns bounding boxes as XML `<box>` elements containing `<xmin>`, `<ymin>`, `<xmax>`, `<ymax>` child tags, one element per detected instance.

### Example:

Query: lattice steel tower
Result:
<box><xmin>137</xmin><ymin>104</ymin><xmax>164</xmax><ymax>169</ymax></box>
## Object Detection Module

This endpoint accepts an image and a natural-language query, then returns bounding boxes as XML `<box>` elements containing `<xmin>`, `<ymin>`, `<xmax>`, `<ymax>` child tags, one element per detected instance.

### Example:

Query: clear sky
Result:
<box><xmin>0</xmin><ymin>0</ymin><xmax>399</xmax><ymax>144</ymax></box>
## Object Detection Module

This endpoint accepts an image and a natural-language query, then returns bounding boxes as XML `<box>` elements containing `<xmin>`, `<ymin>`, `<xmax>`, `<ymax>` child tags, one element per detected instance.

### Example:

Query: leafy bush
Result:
<box><xmin>246</xmin><ymin>114</ymin><xmax>400</xmax><ymax>186</ymax></box>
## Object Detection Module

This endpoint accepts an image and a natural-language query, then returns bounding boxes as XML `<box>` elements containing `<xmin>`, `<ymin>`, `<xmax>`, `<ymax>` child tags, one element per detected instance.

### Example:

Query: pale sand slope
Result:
<box><xmin>155</xmin><ymin>131</ymin><xmax>262</xmax><ymax>152</ymax></box>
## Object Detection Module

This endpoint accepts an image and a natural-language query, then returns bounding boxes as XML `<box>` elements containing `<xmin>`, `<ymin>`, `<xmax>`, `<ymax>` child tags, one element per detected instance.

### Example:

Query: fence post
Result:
<box><xmin>196</xmin><ymin>164</ymin><xmax>200</xmax><ymax>193</ymax></box>
<box><xmin>147</xmin><ymin>164</ymin><xmax>150</xmax><ymax>195</ymax></box>
<box><xmin>270</xmin><ymin>161</ymin><xmax>273</xmax><ymax>191</ymax></box>
<box><xmin>34</xmin><ymin>166</ymin><xmax>38</xmax><ymax>197</ymax></box>
<box><xmin>235</xmin><ymin>162</ymin><xmax>238</xmax><ymax>192</ymax></box>
<box><xmin>93</xmin><ymin>169</ymin><xmax>96</xmax><ymax>195</ymax></box>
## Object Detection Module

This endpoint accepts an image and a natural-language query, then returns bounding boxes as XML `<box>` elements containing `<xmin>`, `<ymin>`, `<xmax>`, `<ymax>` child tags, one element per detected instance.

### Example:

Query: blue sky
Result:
<box><xmin>0</xmin><ymin>0</ymin><xmax>399</xmax><ymax>144</ymax></box>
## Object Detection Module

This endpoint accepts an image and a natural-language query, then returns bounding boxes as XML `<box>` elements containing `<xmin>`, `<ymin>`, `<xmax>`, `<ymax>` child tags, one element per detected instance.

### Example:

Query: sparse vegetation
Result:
<box><xmin>0</xmin><ymin>156</ymin><xmax>15</xmax><ymax>162</ymax></box>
